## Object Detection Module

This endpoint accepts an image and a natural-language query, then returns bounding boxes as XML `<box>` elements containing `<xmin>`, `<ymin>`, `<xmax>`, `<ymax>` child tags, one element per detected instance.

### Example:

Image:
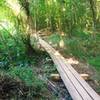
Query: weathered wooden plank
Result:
<box><xmin>46</xmin><ymin>45</ymin><xmax>100</xmax><ymax>99</ymax></box>
<box><xmin>60</xmin><ymin>56</ymin><xmax>100</xmax><ymax>100</ymax></box>
<box><xmin>51</xmin><ymin>47</ymin><xmax>100</xmax><ymax>100</ymax></box>
<box><xmin>54</xmin><ymin>55</ymin><xmax>93</xmax><ymax>100</ymax></box>
<box><xmin>38</xmin><ymin>38</ymin><xmax>100</xmax><ymax>100</ymax></box>
<box><xmin>40</xmin><ymin>40</ymin><xmax>92</xmax><ymax>100</ymax></box>
<box><xmin>38</xmin><ymin>40</ymin><xmax>82</xmax><ymax>99</ymax></box>
<box><xmin>50</xmin><ymin>54</ymin><xmax>83</xmax><ymax>100</ymax></box>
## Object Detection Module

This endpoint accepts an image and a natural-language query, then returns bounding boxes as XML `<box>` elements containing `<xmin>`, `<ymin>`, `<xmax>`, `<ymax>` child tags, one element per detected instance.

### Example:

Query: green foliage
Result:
<box><xmin>88</xmin><ymin>57</ymin><xmax>100</xmax><ymax>69</ymax></box>
<box><xmin>0</xmin><ymin>25</ymin><xmax>37</xmax><ymax>71</ymax></box>
<box><xmin>48</xmin><ymin>33</ymin><xmax>100</xmax><ymax>71</ymax></box>
<box><xmin>43</xmin><ymin>56</ymin><xmax>57</xmax><ymax>78</ymax></box>
<box><xmin>72</xmin><ymin>30</ymin><xmax>89</xmax><ymax>38</ymax></box>
<box><xmin>65</xmin><ymin>38</ymin><xmax>86</xmax><ymax>58</ymax></box>
<box><xmin>0</xmin><ymin>27</ymin><xmax>52</xmax><ymax>99</ymax></box>
<box><xmin>0</xmin><ymin>69</ymin><xmax>50</xmax><ymax>99</ymax></box>
<box><xmin>17</xmin><ymin>0</ymin><xmax>100</xmax><ymax>37</ymax></box>
<box><xmin>9</xmin><ymin>67</ymin><xmax>45</xmax><ymax>88</ymax></box>
<box><xmin>48</xmin><ymin>33</ymin><xmax>61</xmax><ymax>44</ymax></box>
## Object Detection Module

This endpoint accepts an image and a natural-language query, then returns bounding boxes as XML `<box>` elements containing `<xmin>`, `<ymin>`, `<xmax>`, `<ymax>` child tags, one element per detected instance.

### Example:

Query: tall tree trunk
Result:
<box><xmin>89</xmin><ymin>0</ymin><xmax>97</xmax><ymax>30</ymax></box>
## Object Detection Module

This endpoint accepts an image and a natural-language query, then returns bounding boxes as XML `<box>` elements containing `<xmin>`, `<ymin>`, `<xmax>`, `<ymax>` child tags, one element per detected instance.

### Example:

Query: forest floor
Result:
<box><xmin>0</xmin><ymin>51</ymin><xmax>72</xmax><ymax>100</ymax></box>
<box><xmin>39</xmin><ymin>30</ymin><xmax>100</xmax><ymax>95</ymax></box>
<box><xmin>0</xmin><ymin>53</ymin><xmax>57</xmax><ymax>100</ymax></box>
<box><xmin>32</xmin><ymin>52</ymin><xmax>73</xmax><ymax>100</ymax></box>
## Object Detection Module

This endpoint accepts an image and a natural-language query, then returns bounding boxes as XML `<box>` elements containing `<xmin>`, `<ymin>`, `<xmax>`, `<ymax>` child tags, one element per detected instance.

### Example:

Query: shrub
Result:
<box><xmin>9</xmin><ymin>67</ymin><xmax>45</xmax><ymax>88</ymax></box>
<box><xmin>88</xmin><ymin>57</ymin><xmax>100</xmax><ymax>70</ymax></box>
<box><xmin>0</xmin><ymin>70</ymin><xmax>47</xmax><ymax>99</ymax></box>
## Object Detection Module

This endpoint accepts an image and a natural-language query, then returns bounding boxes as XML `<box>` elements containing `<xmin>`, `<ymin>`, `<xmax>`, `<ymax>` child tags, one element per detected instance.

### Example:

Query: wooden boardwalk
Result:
<box><xmin>38</xmin><ymin>38</ymin><xmax>100</xmax><ymax>100</ymax></box>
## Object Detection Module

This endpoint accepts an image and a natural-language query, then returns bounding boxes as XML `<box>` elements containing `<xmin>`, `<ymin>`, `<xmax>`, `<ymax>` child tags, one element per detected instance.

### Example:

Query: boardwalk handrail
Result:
<box><xmin>38</xmin><ymin>37</ymin><xmax>100</xmax><ymax>100</ymax></box>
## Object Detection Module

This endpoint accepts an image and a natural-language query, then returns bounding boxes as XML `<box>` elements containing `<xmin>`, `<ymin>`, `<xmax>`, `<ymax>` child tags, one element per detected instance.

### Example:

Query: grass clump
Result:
<box><xmin>47</xmin><ymin>33</ymin><xmax>61</xmax><ymax>45</ymax></box>
<box><xmin>9</xmin><ymin>67</ymin><xmax>38</xmax><ymax>86</ymax></box>
<box><xmin>88</xmin><ymin>57</ymin><xmax>100</xmax><ymax>70</ymax></box>
<box><xmin>8</xmin><ymin>66</ymin><xmax>47</xmax><ymax>95</ymax></box>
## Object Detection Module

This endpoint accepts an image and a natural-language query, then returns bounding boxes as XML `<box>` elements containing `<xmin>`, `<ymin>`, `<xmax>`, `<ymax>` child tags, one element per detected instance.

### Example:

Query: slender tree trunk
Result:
<box><xmin>89</xmin><ymin>0</ymin><xmax>97</xmax><ymax>30</ymax></box>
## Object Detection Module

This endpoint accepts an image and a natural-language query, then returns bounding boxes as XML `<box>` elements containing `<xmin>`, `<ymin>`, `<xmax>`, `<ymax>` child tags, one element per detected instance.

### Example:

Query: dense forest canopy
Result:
<box><xmin>0</xmin><ymin>0</ymin><xmax>99</xmax><ymax>57</ymax></box>
<box><xmin>0</xmin><ymin>0</ymin><xmax>100</xmax><ymax>33</ymax></box>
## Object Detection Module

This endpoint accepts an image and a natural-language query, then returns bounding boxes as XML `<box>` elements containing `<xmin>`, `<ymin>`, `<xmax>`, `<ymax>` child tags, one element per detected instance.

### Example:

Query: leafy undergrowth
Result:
<box><xmin>0</xmin><ymin>56</ymin><xmax>57</xmax><ymax>100</ymax></box>
<box><xmin>0</xmin><ymin>70</ymin><xmax>49</xmax><ymax>100</ymax></box>
<box><xmin>47</xmin><ymin>32</ymin><xmax>100</xmax><ymax>71</ymax></box>
<box><xmin>40</xmin><ymin>55</ymin><xmax>72</xmax><ymax>100</ymax></box>
<box><xmin>0</xmin><ymin>30</ymin><xmax>57</xmax><ymax>99</ymax></box>
<box><xmin>88</xmin><ymin>57</ymin><xmax>100</xmax><ymax>70</ymax></box>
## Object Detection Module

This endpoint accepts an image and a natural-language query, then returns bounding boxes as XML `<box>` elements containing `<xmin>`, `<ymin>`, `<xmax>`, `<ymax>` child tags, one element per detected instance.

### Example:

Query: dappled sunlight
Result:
<box><xmin>54</xmin><ymin>51</ymin><xmax>60</xmax><ymax>56</ymax></box>
<box><xmin>61</xmin><ymin>32</ymin><xmax>65</xmax><ymax>36</ymax></box>
<box><xmin>62</xmin><ymin>7</ymin><xmax>66</xmax><ymax>12</ymax></box>
<box><xmin>0</xmin><ymin>20</ymin><xmax>10</xmax><ymax>29</ymax></box>
<box><xmin>49</xmin><ymin>41</ymin><xmax>52</xmax><ymax>44</ymax></box>
<box><xmin>53</xmin><ymin>0</ymin><xmax>57</xmax><ymax>3</ymax></box>
<box><xmin>0</xmin><ymin>20</ymin><xmax>16</xmax><ymax>35</ymax></box>
<box><xmin>6</xmin><ymin>0</ymin><xmax>21</xmax><ymax>16</ymax></box>
<box><xmin>59</xmin><ymin>40</ymin><xmax>64</xmax><ymax>48</ymax></box>
<box><xmin>66</xmin><ymin>58</ymin><xmax>79</xmax><ymax>65</ymax></box>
